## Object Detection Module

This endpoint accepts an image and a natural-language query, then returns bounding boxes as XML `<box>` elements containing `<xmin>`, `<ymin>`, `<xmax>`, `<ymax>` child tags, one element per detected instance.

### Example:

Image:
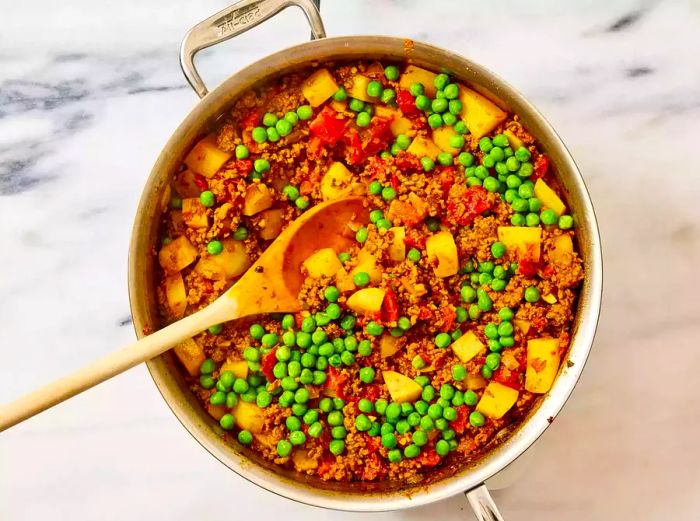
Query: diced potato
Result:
<box><xmin>503</xmin><ymin>129</ymin><xmax>524</xmax><ymax>151</ymax></box>
<box><xmin>513</xmin><ymin>319</ymin><xmax>531</xmax><ymax>334</ymax></box>
<box><xmin>173</xmin><ymin>338</ymin><xmax>205</xmax><ymax>376</ymax></box>
<box><xmin>258</xmin><ymin>208</ymin><xmax>284</xmax><ymax>240</ymax></box>
<box><xmin>292</xmin><ymin>449</ymin><xmax>318</xmax><ymax>472</ymax></box>
<box><xmin>170</xmin><ymin>210</ymin><xmax>184</xmax><ymax>233</ymax></box>
<box><xmin>218</xmin><ymin>238</ymin><xmax>251</xmax><ymax>279</ymax></box>
<box><xmin>399</xmin><ymin>65</ymin><xmax>438</xmax><ymax>98</ymax></box>
<box><xmin>301</xmin><ymin>68</ymin><xmax>339</xmax><ymax>107</ymax></box>
<box><xmin>335</xmin><ymin>267</ymin><xmax>356</xmax><ymax>293</ymax></box>
<box><xmin>184</xmin><ymin>134</ymin><xmax>233</xmax><ymax>178</ymax></box>
<box><xmin>380</xmin><ymin>334</ymin><xmax>401</xmax><ymax>358</ymax></box>
<box><xmin>194</xmin><ymin>256</ymin><xmax>226</xmax><ymax>280</ymax></box>
<box><xmin>451</xmin><ymin>330</ymin><xmax>485</xmax><ymax>363</ymax></box>
<box><xmin>407</xmin><ymin>136</ymin><xmax>441</xmax><ymax>160</ymax></box>
<box><xmin>350</xmin><ymin>249</ymin><xmax>382</xmax><ymax>282</ymax></box>
<box><xmin>220</xmin><ymin>358</ymin><xmax>249</xmax><ymax>379</ymax></box>
<box><xmin>329</xmin><ymin>100</ymin><xmax>346</xmax><ymax>112</ymax></box>
<box><xmin>303</xmin><ymin>248</ymin><xmax>343</xmax><ymax>279</ymax></box>
<box><xmin>464</xmin><ymin>373</ymin><xmax>487</xmax><ymax>390</ymax></box>
<box><xmin>425</xmin><ymin>230</ymin><xmax>459</xmax><ymax>278</ymax></box>
<box><xmin>431</xmin><ymin>126</ymin><xmax>459</xmax><ymax>154</ymax></box>
<box><xmin>548</xmin><ymin>234</ymin><xmax>574</xmax><ymax>266</ymax></box>
<box><xmin>525</xmin><ymin>338</ymin><xmax>561</xmax><ymax>394</ymax></box>
<box><xmin>497</xmin><ymin>226</ymin><xmax>542</xmax><ymax>261</ymax></box>
<box><xmin>243</xmin><ymin>183</ymin><xmax>273</xmax><ymax>216</ymax></box>
<box><xmin>253</xmin><ymin>433</ymin><xmax>276</xmax><ymax>448</ymax></box>
<box><xmin>534</xmin><ymin>178</ymin><xmax>566</xmax><ymax>216</ymax></box>
<box><xmin>233</xmin><ymin>401</ymin><xmax>265</xmax><ymax>433</ymax></box>
<box><xmin>159</xmin><ymin>236</ymin><xmax>198</xmax><ymax>273</ymax></box>
<box><xmin>348</xmin><ymin>74</ymin><xmax>376</xmax><ymax>103</ymax></box>
<box><xmin>164</xmin><ymin>273</ymin><xmax>187</xmax><ymax>318</ymax></box>
<box><xmin>207</xmin><ymin>404</ymin><xmax>227</xmax><ymax>421</ymax></box>
<box><xmin>542</xmin><ymin>293</ymin><xmax>558</xmax><ymax>304</ymax></box>
<box><xmin>374</xmin><ymin>106</ymin><xmax>412</xmax><ymax>136</ymax></box>
<box><xmin>383</xmin><ymin>371</ymin><xmax>423</xmax><ymax>403</ymax></box>
<box><xmin>388</xmin><ymin>227</ymin><xmax>406</xmax><ymax>261</ymax></box>
<box><xmin>173</xmin><ymin>169</ymin><xmax>201</xmax><ymax>198</ymax></box>
<box><xmin>346</xmin><ymin>288</ymin><xmax>386</xmax><ymax>314</ymax></box>
<box><xmin>321</xmin><ymin>161</ymin><xmax>353</xmax><ymax>201</ymax></box>
<box><xmin>476</xmin><ymin>382</ymin><xmax>519</xmax><ymax>420</ymax></box>
<box><xmin>182</xmin><ymin>198</ymin><xmax>209</xmax><ymax>229</ymax></box>
<box><xmin>459</xmin><ymin>85</ymin><xmax>508</xmax><ymax>140</ymax></box>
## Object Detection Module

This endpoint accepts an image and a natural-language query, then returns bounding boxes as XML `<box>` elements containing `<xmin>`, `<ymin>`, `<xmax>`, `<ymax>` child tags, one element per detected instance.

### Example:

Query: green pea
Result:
<box><xmin>511</xmin><ymin>213</ymin><xmax>526</xmax><ymax>226</ymax></box>
<box><xmin>479</xmin><ymin>137</ymin><xmax>493</xmax><ymax>153</ymax></box>
<box><xmin>470</xmin><ymin>411</ymin><xmax>486</xmax><ymax>427</ymax></box>
<box><xmin>352</xmin><ymin>271</ymin><xmax>371</xmax><ymax>287</ymax></box>
<box><xmin>483</xmin><ymin>176</ymin><xmax>500</xmax><ymax>193</ymax></box>
<box><xmin>385</xmin><ymin>403</ymin><xmax>401</xmax><ymax>421</ymax></box>
<box><xmin>491</xmin><ymin>279</ymin><xmax>507</xmax><ymax>292</ymax></box>
<box><xmin>291</xmin><ymin>402</ymin><xmax>307</xmax><ymax>416</ymax></box>
<box><xmin>434</xmin><ymin>332</ymin><xmax>451</xmax><ymax>348</ymax></box>
<box><xmin>454</xmin><ymin>120</ymin><xmax>468</xmax><ymax>134</ymax></box>
<box><xmin>219</xmin><ymin>413</ymin><xmax>235</xmax><ymax>430</ymax></box>
<box><xmin>328</xmin><ymin>439</ymin><xmax>345</xmax><ymax>455</ymax></box>
<box><xmin>338</xmin><ymin>252</ymin><xmax>351</xmax><ymax>264</ymax></box>
<box><xmin>440</xmin><ymin>384</ymin><xmax>455</xmax><ymax>401</ymax></box>
<box><xmin>327</xmin><ymin>410</ymin><xmax>344</xmax><ymax>427</ymax></box>
<box><xmin>528</xmin><ymin>197</ymin><xmax>542</xmax><ymax>213</ymax></box>
<box><xmin>333</xmin><ymin>87</ymin><xmax>348</xmax><ymax>101</ymax></box>
<box><xmin>485</xmin><ymin>352</ymin><xmax>501</xmax><ymax>371</ymax></box>
<box><xmin>428</xmin><ymin>113</ymin><xmax>443</xmax><ymax>128</ymax></box>
<box><xmin>199</xmin><ymin>190</ymin><xmax>215</xmax><ymax>207</ymax></box>
<box><xmin>231</xmin><ymin>225</ymin><xmax>248</xmax><ymax>241</ymax></box>
<box><xmin>296</xmin><ymin>105</ymin><xmax>313</xmax><ymax>120</ymax></box>
<box><xmin>473</xmin><ymin>165</ymin><xmax>488</xmax><ymax>180</ymax></box>
<box><xmin>367</xmin><ymin>181</ymin><xmax>382</xmax><ymax>196</ymax></box>
<box><xmin>209</xmin><ymin>391</ymin><xmax>226</xmax><ymax>406</ymax></box>
<box><xmin>496</xmin><ymin>162</ymin><xmax>510</xmax><ymax>177</ymax></box>
<box><xmin>440</xmin><ymin>112</ymin><xmax>455</xmax><ymax>126</ymax></box>
<box><xmin>256</xmin><ymin>390</ymin><xmax>272</xmax><ymax>408</ymax></box>
<box><xmin>415</xmin><ymin>94</ymin><xmax>431</xmax><ymax>110</ymax></box>
<box><xmin>233</xmin><ymin>144</ymin><xmax>249</xmax><ymax>159</ymax></box>
<box><xmin>490</xmin><ymin>146</ymin><xmax>505</xmax><ymax>163</ymax></box>
<box><xmin>236</xmin><ymin>430</ymin><xmax>253</xmax><ymax>445</ymax></box>
<box><xmin>276</xmin><ymin>439</ymin><xmax>293</xmax><ymax>457</ymax></box>
<box><xmin>559</xmin><ymin>215</ymin><xmax>574</xmax><ymax>229</ymax></box>
<box><xmin>365</xmin><ymin>321</ymin><xmax>384</xmax><ymax>337</ymax></box>
<box><xmin>431</xmin><ymin>98</ymin><xmax>448</xmax><ymax>114</ymax></box>
<box><xmin>383</xmin><ymin>65</ymin><xmax>400</xmax><ymax>81</ymax></box>
<box><xmin>540</xmin><ymin>209</ymin><xmax>557</xmax><ymax>225</ymax></box>
<box><xmin>515</xmin><ymin>146</ymin><xmax>531</xmax><ymax>162</ymax></box>
<box><xmin>406</xmin><ymin>247</ymin><xmax>421</xmax><ymax>263</ymax></box>
<box><xmin>434</xmin><ymin>73</ymin><xmax>450</xmax><ymax>90</ymax></box>
<box><xmin>352</xmin><ymin>414</ymin><xmax>370</xmax><ymax>432</ymax></box>
<box><xmin>252</xmin><ymin>127</ymin><xmax>267</xmax><ymax>143</ymax></box>
<box><xmin>421</xmin><ymin>385</ymin><xmax>436</xmax><ymax>402</ymax></box>
<box><xmin>411</xmin><ymin>355</ymin><xmax>426</xmax><ymax>369</ymax></box>
<box><xmin>477</xmin><ymin>289</ymin><xmax>493</xmax><ymax>312</ymax></box>
<box><xmin>308</xmin><ymin>422</ymin><xmax>323</xmax><ymax>438</ymax></box>
<box><xmin>381</xmin><ymin>186</ymin><xmax>397</xmax><ymax>201</ymax></box>
<box><xmin>200</xmin><ymin>359</ymin><xmax>216</xmax><ymax>375</ymax></box>
<box><xmin>525</xmin><ymin>286</ymin><xmax>540</xmax><ymax>302</ymax></box>
<box><xmin>487</xmin><ymin>339</ymin><xmax>502</xmax><ymax>353</ymax></box>
<box><xmin>460</xmin><ymin>285</ymin><xmax>477</xmax><ymax>303</ymax></box>
<box><xmin>518</xmin><ymin>162</ymin><xmax>534</xmax><ymax>178</ymax></box>
<box><xmin>437</xmin><ymin>152</ymin><xmax>453</xmax><ymax>166</ymax></box>
<box><xmin>355</xmin><ymin>111</ymin><xmax>370</xmax><ymax>128</ymax></box>
<box><xmin>481</xmin><ymin>365</ymin><xmax>493</xmax><ymax>379</ymax></box>
<box><xmin>367</xmin><ymin>80</ymin><xmax>383</xmax><ymax>98</ymax></box>
<box><xmin>262</xmin><ymin>112</ymin><xmax>278</xmax><ymax>127</ymax></box>
<box><xmin>448</xmin><ymin>135</ymin><xmax>465</xmax><ymax>150</ymax></box>
<box><xmin>357</xmin><ymin>339</ymin><xmax>371</xmax><ymax>357</ymax></box>
<box><xmin>354</xmin><ymin>366</ymin><xmax>375</xmax><ymax>384</ymax></box>
<box><xmin>266</xmin><ymin>127</ymin><xmax>280</xmax><ymax>142</ymax></box>
<box><xmin>482</xmin><ymin>154</ymin><xmax>496</xmax><ymax>168</ymax></box>
<box><xmin>440</xmin><ymin>82</ymin><xmax>457</xmax><ymax>99</ymax></box>
<box><xmin>340</xmin><ymin>351</ymin><xmax>355</xmax><ymax>366</ymax></box>
<box><xmin>348</xmin><ymin>98</ymin><xmax>365</xmax><ymax>112</ymax></box>
<box><xmin>387</xmin><ymin>449</ymin><xmax>402</xmax><ymax>463</ymax></box>
<box><xmin>284</xmin><ymin>111</ymin><xmax>299</xmax><ymax>125</ymax></box>
<box><xmin>340</xmin><ymin>314</ymin><xmax>357</xmax><ymax>331</ymax></box>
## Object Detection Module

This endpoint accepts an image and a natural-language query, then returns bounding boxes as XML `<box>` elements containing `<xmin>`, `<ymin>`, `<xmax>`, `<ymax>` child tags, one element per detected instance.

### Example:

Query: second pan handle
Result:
<box><xmin>180</xmin><ymin>0</ymin><xmax>325</xmax><ymax>99</ymax></box>
<box><xmin>465</xmin><ymin>484</ymin><xmax>505</xmax><ymax>521</ymax></box>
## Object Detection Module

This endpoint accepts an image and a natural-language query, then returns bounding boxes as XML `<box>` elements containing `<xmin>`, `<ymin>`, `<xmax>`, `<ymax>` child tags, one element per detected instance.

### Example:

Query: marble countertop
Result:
<box><xmin>2</xmin><ymin>0</ymin><xmax>700</xmax><ymax>519</ymax></box>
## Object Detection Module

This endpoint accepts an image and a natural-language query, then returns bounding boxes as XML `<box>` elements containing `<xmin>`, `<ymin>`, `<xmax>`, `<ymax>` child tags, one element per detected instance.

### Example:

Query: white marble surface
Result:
<box><xmin>2</xmin><ymin>0</ymin><xmax>700</xmax><ymax>519</ymax></box>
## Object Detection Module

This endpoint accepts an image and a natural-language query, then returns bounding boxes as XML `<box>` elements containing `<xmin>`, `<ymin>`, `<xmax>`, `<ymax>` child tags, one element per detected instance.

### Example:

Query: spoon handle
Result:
<box><xmin>0</xmin><ymin>300</ymin><xmax>230</xmax><ymax>432</ymax></box>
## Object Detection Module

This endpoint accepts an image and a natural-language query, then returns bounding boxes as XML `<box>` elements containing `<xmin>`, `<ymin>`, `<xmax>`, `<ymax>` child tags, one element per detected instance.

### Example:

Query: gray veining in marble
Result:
<box><xmin>2</xmin><ymin>0</ymin><xmax>700</xmax><ymax>519</ymax></box>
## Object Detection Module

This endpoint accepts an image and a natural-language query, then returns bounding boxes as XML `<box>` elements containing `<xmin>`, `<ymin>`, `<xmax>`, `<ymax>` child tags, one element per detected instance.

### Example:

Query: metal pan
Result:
<box><xmin>128</xmin><ymin>0</ymin><xmax>603</xmax><ymax>518</ymax></box>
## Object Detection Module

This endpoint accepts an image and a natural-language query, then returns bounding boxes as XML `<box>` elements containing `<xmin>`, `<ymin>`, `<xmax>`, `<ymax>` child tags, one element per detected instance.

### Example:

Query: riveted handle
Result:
<box><xmin>180</xmin><ymin>0</ymin><xmax>325</xmax><ymax>99</ymax></box>
<box><xmin>465</xmin><ymin>484</ymin><xmax>505</xmax><ymax>521</ymax></box>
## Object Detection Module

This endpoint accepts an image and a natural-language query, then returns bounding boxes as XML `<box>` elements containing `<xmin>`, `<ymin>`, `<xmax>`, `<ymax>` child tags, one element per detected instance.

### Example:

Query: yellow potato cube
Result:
<box><xmin>459</xmin><ymin>85</ymin><xmax>508</xmax><ymax>140</ymax></box>
<box><xmin>321</xmin><ymin>161</ymin><xmax>354</xmax><ymax>201</ymax></box>
<box><xmin>407</xmin><ymin>136</ymin><xmax>441</xmax><ymax>160</ymax></box>
<box><xmin>548</xmin><ymin>234</ymin><xmax>574</xmax><ymax>266</ymax></box>
<box><xmin>497</xmin><ymin>226</ymin><xmax>542</xmax><ymax>261</ymax></box>
<box><xmin>184</xmin><ymin>134</ymin><xmax>232</xmax><ymax>178</ymax></box>
<box><xmin>542</xmin><ymin>293</ymin><xmax>558</xmax><ymax>304</ymax></box>
<box><xmin>383</xmin><ymin>371</ymin><xmax>423</xmax><ymax>403</ymax></box>
<box><xmin>329</xmin><ymin>100</ymin><xmax>347</xmax><ymax>112</ymax></box>
<box><xmin>218</xmin><ymin>238</ymin><xmax>251</xmax><ymax>279</ymax></box>
<box><xmin>503</xmin><ymin>129</ymin><xmax>524</xmax><ymax>151</ymax></box>
<box><xmin>476</xmin><ymin>382</ymin><xmax>519</xmax><ymax>419</ymax></box>
<box><xmin>173</xmin><ymin>169</ymin><xmax>201</xmax><ymax>198</ymax></box>
<box><xmin>431</xmin><ymin>126</ymin><xmax>459</xmax><ymax>154</ymax></box>
<box><xmin>348</xmin><ymin>74</ymin><xmax>376</xmax><ymax>103</ymax></box>
<box><xmin>534</xmin><ymin>178</ymin><xmax>566</xmax><ymax>216</ymax></box>
<box><xmin>207</xmin><ymin>404</ymin><xmax>227</xmax><ymax>421</ymax></box>
<box><xmin>293</xmin><ymin>449</ymin><xmax>318</xmax><ymax>472</ymax></box>
<box><xmin>334</xmin><ymin>267</ymin><xmax>356</xmax><ymax>293</ymax></box>
<box><xmin>525</xmin><ymin>338</ymin><xmax>561</xmax><ymax>394</ymax></box>
<box><xmin>258</xmin><ymin>208</ymin><xmax>284</xmax><ymax>240</ymax></box>
<box><xmin>233</xmin><ymin>401</ymin><xmax>265</xmax><ymax>433</ymax></box>
<box><xmin>159</xmin><ymin>236</ymin><xmax>198</xmax><ymax>273</ymax></box>
<box><xmin>303</xmin><ymin>248</ymin><xmax>343</xmax><ymax>278</ymax></box>
<box><xmin>173</xmin><ymin>338</ymin><xmax>205</xmax><ymax>376</ymax></box>
<box><xmin>350</xmin><ymin>249</ymin><xmax>382</xmax><ymax>282</ymax></box>
<box><xmin>399</xmin><ymin>65</ymin><xmax>438</xmax><ymax>98</ymax></box>
<box><xmin>182</xmin><ymin>198</ymin><xmax>208</xmax><ymax>229</ymax></box>
<box><xmin>346</xmin><ymin>288</ymin><xmax>386</xmax><ymax>314</ymax></box>
<box><xmin>164</xmin><ymin>273</ymin><xmax>187</xmax><ymax>318</ymax></box>
<box><xmin>513</xmin><ymin>319</ymin><xmax>531</xmax><ymax>334</ymax></box>
<box><xmin>220</xmin><ymin>358</ymin><xmax>249</xmax><ymax>379</ymax></box>
<box><xmin>380</xmin><ymin>334</ymin><xmax>401</xmax><ymax>358</ymax></box>
<box><xmin>243</xmin><ymin>183</ymin><xmax>273</xmax><ymax>216</ymax></box>
<box><xmin>388</xmin><ymin>227</ymin><xmax>406</xmax><ymax>261</ymax></box>
<box><xmin>374</xmin><ymin>106</ymin><xmax>412</xmax><ymax>136</ymax></box>
<box><xmin>425</xmin><ymin>230</ymin><xmax>459</xmax><ymax>278</ymax></box>
<box><xmin>301</xmin><ymin>68</ymin><xmax>339</xmax><ymax>107</ymax></box>
<box><xmin>464</xmin><ymin>373</ymin><xmax>487</xmax><ymax>390</ymax></box>
<box><xmin>451</xmin><ymin>331</ymin><xmax>485</xmax><ymax>363</ymax></box>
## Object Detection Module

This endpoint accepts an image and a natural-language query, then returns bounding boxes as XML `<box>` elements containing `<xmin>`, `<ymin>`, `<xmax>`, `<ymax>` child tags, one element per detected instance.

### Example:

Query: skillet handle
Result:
<box><xmin>180</xmin><ymin>0</ymin><xmax>325</xmax><ymax>99</ymax></box>
<box><xmin>465</xmin><ymin>484</ymin><xmax>505</xmax><ymax>521</ymax></box>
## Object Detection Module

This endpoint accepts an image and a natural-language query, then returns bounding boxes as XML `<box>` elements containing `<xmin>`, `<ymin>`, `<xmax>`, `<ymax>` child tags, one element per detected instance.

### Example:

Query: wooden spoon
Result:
<box><xmin>0</xmin><ymin>196</ymin><xmax>368</xmax><ymax>432</ymax></box>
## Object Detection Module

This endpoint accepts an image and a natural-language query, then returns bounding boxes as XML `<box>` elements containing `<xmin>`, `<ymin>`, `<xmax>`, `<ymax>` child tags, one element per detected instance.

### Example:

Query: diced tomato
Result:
<box><xmin>417</xmin><ymin>305</ymin><xmax>434</xmax><ymax>321</ymax></box>
<box><xmin>437</xmin><ymin>167</ymin><xmax>457</xmax><ymax>192</ymax></box>
<box><xmin>325</xmin><ymin>366</ymin><xmax>349</xmax><ymax>400</ymax></box>
<box><xmin>445</xmin><ymin>185</ymin><xmax>492</xmax><ymax>226</ymax></box>
<box><xmin>294</xmin><ymin>312</ymin><xmax>305</xmax><ymax>329</ymax></box>
<box><xmin>533</xmin><ymin>154</ymin><xmax>549</xmax><ymax>180</ymax></box>
<box><xmin>396</xmin><ymin>89</ymin><xmax>421</xmax><ymax>117</ymax></box>
<box><xmin>492</xmin><ymin>365</ymin><xmax>523</xmax><ymax>390</ymax></box>
<box><xmin>531</xmin><ymin>316</ymin><xmax>547</xmax><ymax>332</ymax></box>
<box><xmin>404</xmin><ymin>228</ymin><xmax>426</xmax><ymax>249</ymax></box>
<box><xmin>317</xmin><ymin>455</ymin><xmax>335</xmax><ymax>476</ymax></box>
<box><xmin>438</xmin><ymin>306</ymin><xmax>456</xmax><ymax>332</ymax></box>
<box><xmin>394</xmin><ymin>151</ymin><xmax>423</xmax><ymax>172</ymax></box>
<box><xmin>309</xmin><ymin>106</ymin><xmax>347</xmax><ymax>146</ymax></box>
<box><xmin>381</xmin><ymin>288</ymin><xmax>399</xmax><ymax>322</ymax></box>
<box><xmin>542</xmin><ymin>264</ymin><xmax>556</xmax><ymax>278</ymax></box>
<box><xmin>234</xmin><ymin>159</ymin><xmax>253</xmax><ymax>175</ymax></box>
<box><xmin>360</xmin><ymin>452</ymin><xmax>385</xmax><ymax>481</ymax></box>
<box><xmin>307</xmin><ymin>136</ymin><xmax>324</xmax><ymax>160</ymax></box>
<box><xmin>299</xmin><ymin>180</ymin><xmax>315</xmax><ymax>195</ymax></box>
<box><xmin>518</xmin><ymin>245</ymin><xmax>541</xmax><ymax>277</ymax></box>
<box><xmin>388</xmin><ymin>200</ymin><xmax>423</xmax><ymax>227</ymax></box>
<box><xmin>343</xmin><ymin>129</ymin><xmax>364</xmax><ymax>165</ymax></box>
<box><xmin>193</xmin><ymin>173</ymin><xmax>209</xmax><ymax>191</ymax></box>
<box><xmin>240</xmin><ymin>108</ymin><xmax>262</xmax><ymax>130</ymax></box>
<box><xmin>362</xmin><ymin>116</ymin><xmax>394</xmax><ymax>158</ymax></box>
<box><xmin>450</xmin><ymin>405</ymin><xmax>469</xmax><ymax>434</ymax></box>
<box><xmin>358</xmin><ymin>383</ymin><xmax>381</xmax><ymax>402</ymax></box>
<box><xmin>260</xmin><ymin>348</ymin><xmax>277</xmax><ymax>382</ymax></box>
<box><xmin>418</xmin><ymin>448</ymin><xmax>441</xmax><ymax>467</ymax></box>
<box><xmin>390</xmin><ymin>173</ymin><xmax>400</xmax><ymax>192</ymax></box>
